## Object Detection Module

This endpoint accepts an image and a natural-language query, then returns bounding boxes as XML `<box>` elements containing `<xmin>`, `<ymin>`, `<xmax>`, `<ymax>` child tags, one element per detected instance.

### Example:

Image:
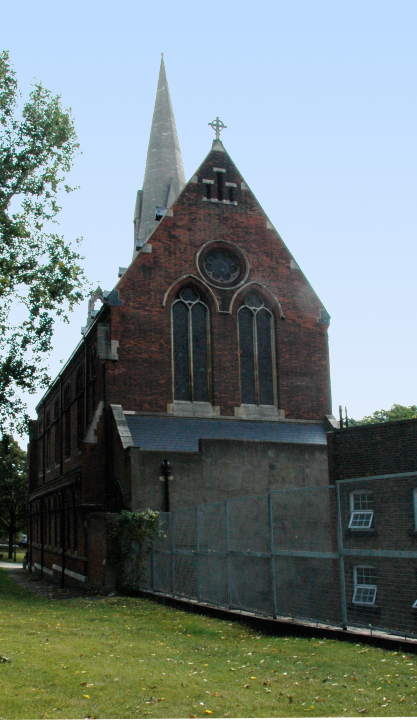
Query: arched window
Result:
<box><xmin>53</xmin><ymin>399</ymin><xmax>60</xmax><ymax>465</ymax></box>
<box><xmin>45</xmin><ymin>411</ymin><xmax>51</xmax><ymax>469</ymax></box>
<box><xmin>238</xmin><ymin>291</ymin><xmax>276</xmax><ymax>405</ymax></box>
<box><xmin>172</xmin><ymin>286</ymin><xmax>210</xmax><ymax>402</ymax></box>
<box><xmin>86</xmin><ymin>347</ymin><xmax>97</xmax><ymax>425</ymax></box>
<box><xmin>76</xmin><ymin>366</ymin><xmax>85</xmax><ymax>448</ymax></box>
<box><xmin>63</xmin><ymin>384</ymin><xmax>72</xmax><ymax>458</ymax></box>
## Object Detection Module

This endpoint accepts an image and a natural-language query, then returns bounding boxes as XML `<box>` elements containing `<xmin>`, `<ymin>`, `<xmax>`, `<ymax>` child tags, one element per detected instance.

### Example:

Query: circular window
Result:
<box><xmin>198</xmin><ymin>243</ymin><xmax>247</xmax><ymax>289</ymax></box>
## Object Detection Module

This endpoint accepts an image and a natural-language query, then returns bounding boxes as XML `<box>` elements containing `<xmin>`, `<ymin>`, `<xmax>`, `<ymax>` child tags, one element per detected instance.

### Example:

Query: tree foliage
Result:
<box><xmin>350</xmin><ymin>404</ymin><xmax>417</xmax><ymax>426</ymax></box>
<box><xmin>0</xmin><ymin>435</ymin><xmax>27</xmax><ymax>559</ymax></box>
<box><xmin>0</xmin><ymin>50</ymin><xmax>87</xmax><ymax>433</ymax></box>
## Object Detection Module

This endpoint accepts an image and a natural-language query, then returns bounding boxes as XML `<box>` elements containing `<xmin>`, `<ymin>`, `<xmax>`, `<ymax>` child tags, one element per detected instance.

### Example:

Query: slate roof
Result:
<box><xmin>124</xmin><ymin>414</ymin><xmax>327</xmax><ymax>453</ymax></box>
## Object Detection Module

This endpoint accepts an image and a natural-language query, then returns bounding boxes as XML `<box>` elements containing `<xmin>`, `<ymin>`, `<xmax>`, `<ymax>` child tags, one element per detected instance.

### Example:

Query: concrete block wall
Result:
<box><xmin>129</xmin><ymin>439</ymin><xmax>330</xmax><ymax>512</ymax></box>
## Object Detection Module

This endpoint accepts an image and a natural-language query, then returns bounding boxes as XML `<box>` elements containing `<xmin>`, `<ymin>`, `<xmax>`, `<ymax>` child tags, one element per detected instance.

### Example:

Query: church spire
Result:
<box><xmin>133</xmin><ymin>55</ymin><xmax>185</xmax><ymax>255</ymax></box>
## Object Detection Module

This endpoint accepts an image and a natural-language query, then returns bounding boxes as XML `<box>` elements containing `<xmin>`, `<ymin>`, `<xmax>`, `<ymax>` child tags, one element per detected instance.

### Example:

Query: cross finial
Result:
<box><xmin>209</xmin><ymin>116</ymin><xmax>227</xmax><ymax>140</ymax></box>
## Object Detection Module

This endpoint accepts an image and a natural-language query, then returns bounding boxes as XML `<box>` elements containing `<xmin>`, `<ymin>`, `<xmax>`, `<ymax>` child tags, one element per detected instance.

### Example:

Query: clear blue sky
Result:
<box><xmin>4</xmin><ymin>0</ymin><xmax>417</xmax><ymax>433</ymax></box>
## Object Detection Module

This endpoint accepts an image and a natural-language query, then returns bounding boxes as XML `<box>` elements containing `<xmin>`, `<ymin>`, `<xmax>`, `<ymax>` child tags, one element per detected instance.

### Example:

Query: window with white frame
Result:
<box><xmin>348</xmin><ymin>490</ymin><xmax>374</xmax><ymax>529</ymax></box>
<box><xmin>352</xmin><ymin>565</ymin><xmax>377</xmax><ymax>606</ymax></box>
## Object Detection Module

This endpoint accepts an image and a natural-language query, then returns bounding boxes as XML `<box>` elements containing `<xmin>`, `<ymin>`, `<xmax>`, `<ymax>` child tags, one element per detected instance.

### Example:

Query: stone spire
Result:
<box><xmin>133</xmin><ymin>55</ymin><xmax>185</xmax><ymax>255</ymax></box>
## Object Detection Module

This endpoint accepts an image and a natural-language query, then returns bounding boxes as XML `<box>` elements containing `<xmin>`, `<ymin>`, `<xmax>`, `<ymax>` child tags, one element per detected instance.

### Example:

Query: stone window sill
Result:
<box><xmin>234</xmin><ymin>404</ymin><xmax>285</xmax><ymax>421</ymax></box>
<box><xmin>346</xmin><ymin>528</ymin><xmax>377</xmax><ymax>537</ymax></box>
<box><xmin>167</xmin><ymin>401</ymin><xmax>220</xmax><ymax>418</ymax></box>
<box><xmin>349</xmin><ymin>604</ymin><xmax>381</xmax><ymax>615</ymax></box>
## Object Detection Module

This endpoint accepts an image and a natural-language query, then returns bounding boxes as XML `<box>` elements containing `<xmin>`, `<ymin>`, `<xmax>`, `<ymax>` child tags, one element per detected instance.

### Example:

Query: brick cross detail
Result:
<box><xmin>209</xmin><ymin>116</ymin><xmax>227</xmax><ymax>140</ymax></box>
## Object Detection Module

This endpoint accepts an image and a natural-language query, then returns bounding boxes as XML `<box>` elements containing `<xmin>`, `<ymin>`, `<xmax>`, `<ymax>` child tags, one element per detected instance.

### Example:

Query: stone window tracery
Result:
<box><xmin>238</xmin><ymin>291</ymin><xmax>276</xmax><ymax>406</ymax></box>
<box><xmin>172</xmin><ymin>286</ymin><xmax>210</xmax><ymax>402</ymax></box>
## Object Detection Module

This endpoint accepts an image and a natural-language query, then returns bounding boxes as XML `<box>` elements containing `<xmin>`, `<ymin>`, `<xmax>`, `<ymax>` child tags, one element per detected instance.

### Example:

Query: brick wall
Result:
<box><xmin>108</xmin><ymin>147</ymin><xmax>331</xmax><ymax>420</ymax></box>
<box><xmin>328</xmin><ymin>419</ymin><xmax>417</xmax><ymax>481</ymax></box>
<box><xmin>329</xmin><ymin>420</ymin><xmax>417</xmax><ymax>636</ymax></box>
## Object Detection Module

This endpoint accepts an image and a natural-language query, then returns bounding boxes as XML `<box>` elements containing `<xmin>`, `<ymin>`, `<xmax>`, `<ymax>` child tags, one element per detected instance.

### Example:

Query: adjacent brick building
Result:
<box><xmin>328</xmin><ymin>419</ymin><xmax>417</xmax><ymax>636</ymax></box>
<box><xmin>28</xmin><ymin>57</ymin><xmax>334</xmax><ymax>590</ymax></box>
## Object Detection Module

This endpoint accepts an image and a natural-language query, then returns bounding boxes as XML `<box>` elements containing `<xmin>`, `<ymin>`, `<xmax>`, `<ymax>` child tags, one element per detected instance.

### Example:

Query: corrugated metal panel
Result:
<box><xmin>124</xmin><ymin>415</ymin><xmax>326</xmax><ymax>452</ymax></box>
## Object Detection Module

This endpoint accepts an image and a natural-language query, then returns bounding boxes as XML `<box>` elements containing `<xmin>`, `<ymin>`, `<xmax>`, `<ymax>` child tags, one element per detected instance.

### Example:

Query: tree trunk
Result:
<box><xmin>8</xmin><ymin>509</ymin><xmax>16</xmax><ymax>560</ymax></box>
<box><xmin>8</xmin><ymin>527</ymin><xmax>14</xmax><ymax>560</ymax></box>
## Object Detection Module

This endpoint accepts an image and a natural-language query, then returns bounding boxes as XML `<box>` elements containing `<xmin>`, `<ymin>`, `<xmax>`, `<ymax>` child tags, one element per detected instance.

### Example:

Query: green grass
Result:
<box><xmin>1</xmin><ymin>570</ymin><xmax>417</xmax><ymax>718</ymax></box>
<box><xmin>0</xmin><ymin>551</ymin><xmax>25</xmax><ymax>564</ymax></box>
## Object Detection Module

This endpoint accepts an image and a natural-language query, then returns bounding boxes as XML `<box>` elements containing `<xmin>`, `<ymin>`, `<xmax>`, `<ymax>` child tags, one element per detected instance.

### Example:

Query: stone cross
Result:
<box><xmin>209</xmin><ymin>116</ymin><xmax>227</xmax><ymax>140</ymax></box>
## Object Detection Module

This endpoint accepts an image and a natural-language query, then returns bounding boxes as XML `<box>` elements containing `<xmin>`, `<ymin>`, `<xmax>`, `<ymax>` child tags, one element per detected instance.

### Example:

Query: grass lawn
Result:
<box><xmin>1</xmin><ymin>570</ymin><xmax>417</xmax><ymax>718</ymax></box>
<box><xmin>0</xmin><ymin>551</ymin><xmax>26</xmax><ymax>564</ymax></box>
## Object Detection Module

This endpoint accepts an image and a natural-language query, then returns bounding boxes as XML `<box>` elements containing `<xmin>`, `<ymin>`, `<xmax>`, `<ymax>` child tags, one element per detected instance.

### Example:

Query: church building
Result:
<box><xmin>28</xmin><ymin>57</ymin><xmax>335</xmax><ymax>589</ymax></box>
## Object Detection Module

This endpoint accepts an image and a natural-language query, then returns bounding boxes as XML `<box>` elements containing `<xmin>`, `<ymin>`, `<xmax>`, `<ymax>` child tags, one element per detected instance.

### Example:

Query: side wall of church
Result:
<box><xmin>28</xmin><ymin>320</ymin><xmax>112</xmax><ymax>583</ymax></box>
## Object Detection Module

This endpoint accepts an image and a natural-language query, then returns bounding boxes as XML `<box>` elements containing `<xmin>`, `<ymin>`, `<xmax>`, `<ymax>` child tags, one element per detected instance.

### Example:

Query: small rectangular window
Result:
<box><xmin>155</xmin><ymin>206</ymin><xmax>166</xmax><ymax>221</ymax></box>
<box><xmin>353</xmin><ymin>585</ymin><xmax>377</xmax><ymax>605</ymax></box>
<box><xmin>350</xmin><ymin>490</ymin><xmax>373</xmax><ymax>510</ymax></box>
<box><xmin>349</xmin><ymin>490</ymin><xmax>374</xmax><ymax>529</ymax></box>
<box><xmin>349</xmin><ymin>510</ymin><xmax>374</xmax><ymax>529</ymax></box>
<box><xmin>353</xmin><ymin>566</ymin><xmax>377</xmax><ymax>606</ymax></box>
<box><xmin>216</xmin><ymin>171</ymin><xmax>224</xmax><ymax>201</ymax></box>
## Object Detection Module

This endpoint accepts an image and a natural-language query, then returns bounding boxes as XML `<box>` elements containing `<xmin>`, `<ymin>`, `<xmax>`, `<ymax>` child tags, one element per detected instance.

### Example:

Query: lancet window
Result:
<box><xmin>172</xmin><ymin>286</ymin><xmax>210</xmax><ymax>402</ymax></box>
<box><xmin>238</xmin><ymin>291</ymin><xmax>276</xmax><ymax>405</ymax></box>
<box><xmin>53</xmin><ymin>399</ymin><xmax>60</xmax><ymax>465</ymax></box>
<box><xmin>63</xmin><ymin>384</ymin><xmax>72</xmax><ymax>458</ymax></box>
<box><xmin>76</xmin><ymin>366</ymin><xmax>85</xmax><ymax>449</ymax></box>
<box><xmin>86</xmin><ymin>347</ymin><xmax>97</xmax><ymax>425</ymax></box>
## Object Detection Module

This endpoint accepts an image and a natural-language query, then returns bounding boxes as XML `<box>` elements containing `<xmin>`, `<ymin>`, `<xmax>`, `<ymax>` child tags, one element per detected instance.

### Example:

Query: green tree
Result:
<box><xmin>350</xmin><ymin>404</ymin><xmax>417</xmax><ymax>426</ymax></box>
<box><xmin>0</xmin><ymin>50</ymin><xmax>87</xmax><ymax>433</ymax></box>
<box><xmin>0</xmin><ymin>435</ymin><xmax>27</xmax><ymax>559</ymax></box>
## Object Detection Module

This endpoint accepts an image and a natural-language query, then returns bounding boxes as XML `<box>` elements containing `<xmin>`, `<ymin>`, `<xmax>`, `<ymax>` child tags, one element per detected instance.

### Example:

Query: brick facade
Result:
<box><xmin>108</xmin><ymin>147</ymin><xmax>331</xmax><ymax>420</ymax></box>
<box><xmin>28</xmin><ymin>142</ymin><xmax>333</xmax><ymax>591</ymax></box>
<box><xmin>328</xmin><ymin>419</ymin><xmax>417</xmax><ymax>480</ymax></box>
<box><xmin>328</xmin><ymin>420</ymin><xmax>417</xmax><ymax>636</ymax></box>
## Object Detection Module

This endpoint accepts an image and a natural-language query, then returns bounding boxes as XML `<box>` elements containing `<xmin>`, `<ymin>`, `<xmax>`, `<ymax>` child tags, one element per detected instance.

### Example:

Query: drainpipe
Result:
<box><xmin>83</xmin><ymin>336</ymin><xmax>87</xmax><ymax>433</ymax></box>
<box><xmin>59</xmin><ymin>378</ymin><xmax>64</xmax><ymax>476</ymax></box>
<box><xmin>102</xmin><ymin>360</ymin><xmax>110</xmax><ymax>508</ymax></box>
<box><xmin>336</xmin><ymin>481</ymin><xmax>348</xmax><ymax>629</ymax></box>
<box><xmin>40</xmin><ymin>496</ymin><xmax>45</xmax><ymax>578</ymax></box>
<box><xmin>42</xmin><ymin>405</ymin><xmax>46</xmax><ymax>486</ymax></box>
<box><xmin>28</xmin><ymin>503</ymin><xmax>33</xmax><ymax>570</ymax></box>
<box><xmin>60</xmin><ymin>490</ymin><xmax>66</xmax><ymax>588</ymax></box>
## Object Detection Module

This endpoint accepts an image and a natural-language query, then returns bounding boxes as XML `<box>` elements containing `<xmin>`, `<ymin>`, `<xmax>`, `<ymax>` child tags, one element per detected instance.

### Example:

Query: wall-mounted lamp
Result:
<box><xmin>159</xmin><ymin>458</ymin><xmax>173</xmax><ymax>513</ymax></box>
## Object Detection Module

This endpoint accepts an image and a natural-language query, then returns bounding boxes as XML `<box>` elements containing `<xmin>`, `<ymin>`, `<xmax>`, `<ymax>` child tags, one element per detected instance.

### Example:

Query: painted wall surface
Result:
<box><xmin>129</xmin><ymin>439</ymin><xmax>330</xmax><ymax>512</ymax></box>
